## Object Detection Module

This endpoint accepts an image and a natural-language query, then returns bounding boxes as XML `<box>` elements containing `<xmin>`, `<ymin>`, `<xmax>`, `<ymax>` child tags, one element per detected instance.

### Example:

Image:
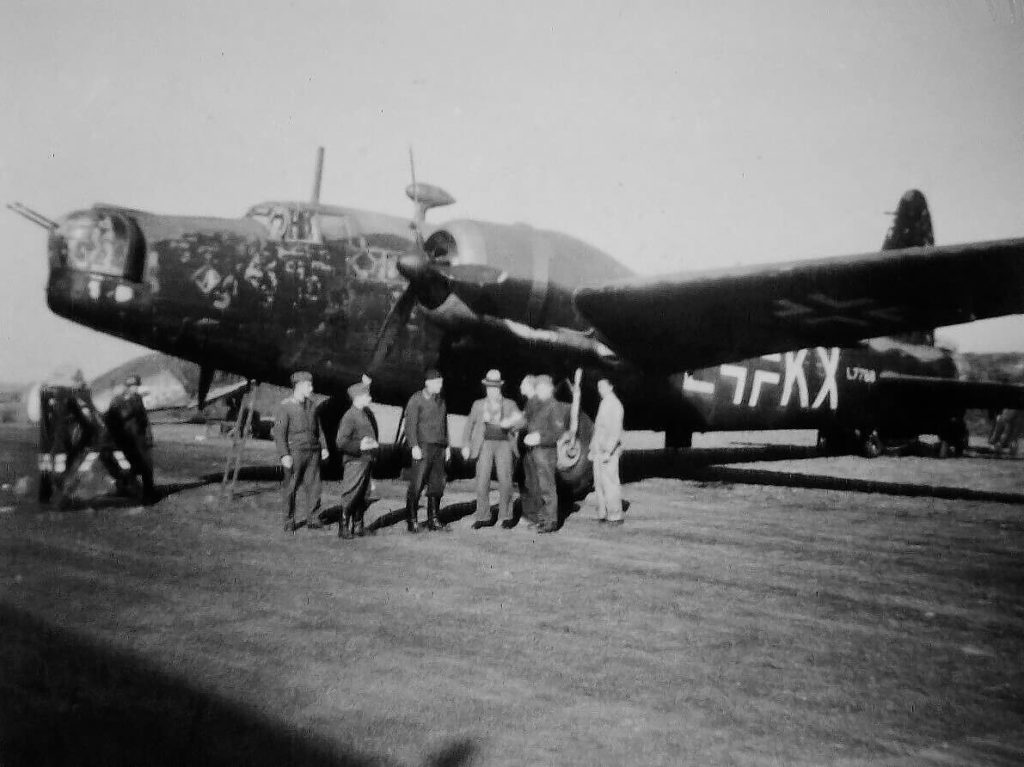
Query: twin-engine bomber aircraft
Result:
<box><xmin>11</xmin><ymin>155</ymin><xmax>1024</xmax><ymax>497</ymax></box>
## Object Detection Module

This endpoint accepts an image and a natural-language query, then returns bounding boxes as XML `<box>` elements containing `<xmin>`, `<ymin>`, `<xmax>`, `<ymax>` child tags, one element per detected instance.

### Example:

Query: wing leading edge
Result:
<box><xmin>573</xmin><ymin>238</ymin><xmax>1024</xmax><ymax>373</ymax></box>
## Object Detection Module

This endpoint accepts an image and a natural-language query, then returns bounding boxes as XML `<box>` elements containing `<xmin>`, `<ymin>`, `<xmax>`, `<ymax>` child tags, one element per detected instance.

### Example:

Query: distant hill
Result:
<box><xmin>0</xmin><ymin>383</ymin><xmax>27</xmax><ymax>423</ymax></box>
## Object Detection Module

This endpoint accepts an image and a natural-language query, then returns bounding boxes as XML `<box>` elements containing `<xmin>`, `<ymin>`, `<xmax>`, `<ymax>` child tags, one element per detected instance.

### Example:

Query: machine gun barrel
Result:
<box><xmin>7</xmin><ymin>202</ymin><xmax>58</xmax><ymax>230</ymax></box>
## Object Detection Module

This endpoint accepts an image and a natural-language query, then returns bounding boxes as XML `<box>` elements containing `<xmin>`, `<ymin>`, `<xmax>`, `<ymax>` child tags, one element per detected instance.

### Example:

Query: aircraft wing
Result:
<box><xmin>573</xmin><ymin>239</ymin><xmax>1024</xmax><ymax>373</ymax></box>
<box><xmin>877</xmin><ymin>373</ymin><xmax>1024</xmax><ymax>412</ymax></box>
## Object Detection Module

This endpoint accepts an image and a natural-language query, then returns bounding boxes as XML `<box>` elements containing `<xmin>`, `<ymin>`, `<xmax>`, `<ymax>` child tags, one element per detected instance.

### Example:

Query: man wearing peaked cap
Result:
<box><xmin>462</xmin><ymin>369</ymin><xmax>521</xmax><ymax>529</ymax></box>
<box><xmin>402</xmin><ymin>367</ymin><xmax>450</xmax><ymax>532</ymax></box>
<box><xmin>335</xmin><ymin>380</ymin><xmax>379</xmax><ymax>539</ymax></box>
<box><xmin>273</xmin><ymin>370</ymin><xmax>329</xmax><ymax>533</ymax></box>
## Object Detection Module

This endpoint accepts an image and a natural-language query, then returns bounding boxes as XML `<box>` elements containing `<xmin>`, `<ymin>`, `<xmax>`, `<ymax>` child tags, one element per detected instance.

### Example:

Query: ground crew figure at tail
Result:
<box><xmin>335</xmin><ymin>380</ymin><xmax>379</xmax><ymax>539</ymax></box>
<box><xmin>523</xmin><ymin>374</ymin><xmax>569</xmax><ymax>534</ymax></box>
<box><xmin>403</xmin><ymin>368</ymin><xmax>451</xmax><ymax>532</ymax></box>
<box><xmin>106</xmin><ymin>373</ymin><xmax>158</xmax><ymax>504</ymax></box>
<box><xmin>273</xmin><ymin>371</ymin><xmax>329</xmax><ymax>533</ymax></box>
<box><xmin>462</xmin><ymin>369</ymin><xmax>521</xmax><ymax>529</ymax></box>
<box><xmin>590</xmin><ymin>377</ymin><xmax>625</xmax><ymax>524</ymax></box>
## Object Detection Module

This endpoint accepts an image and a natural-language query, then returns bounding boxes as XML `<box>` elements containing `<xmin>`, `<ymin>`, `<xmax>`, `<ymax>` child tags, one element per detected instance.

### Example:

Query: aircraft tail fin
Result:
<box><xmin>882</xmin><ymin>189</ymin><xmax>936</xmax><ymax>346</ymax></box>
<box><xmin>882</xmin><ymin>189</ymin><xmax>933</xmax><ymax>250</ymax></box>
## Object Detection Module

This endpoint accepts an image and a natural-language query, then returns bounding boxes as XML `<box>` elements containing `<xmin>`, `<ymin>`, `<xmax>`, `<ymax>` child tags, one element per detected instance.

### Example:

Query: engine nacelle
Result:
<box><xmin>423</xmin><ymin>220</ymin><xmax>632</xmax><ymax>329</ymax></box>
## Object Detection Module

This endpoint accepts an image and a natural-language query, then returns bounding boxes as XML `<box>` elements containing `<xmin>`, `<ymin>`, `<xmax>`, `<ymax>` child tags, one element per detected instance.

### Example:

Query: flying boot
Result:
<box><xmin>405</xmin><ymin>498</ymin><xmax>420</xmax><ymax>533</ymax></box>
<box><xmin>426</xmin><ymin>496</ymin><xmax>447</xmax><ymax>532</ymax></box>
<box><xmin>338</xmin><ymin>510</ymin><xmax>354</xmax><ymax>539</ymax></box>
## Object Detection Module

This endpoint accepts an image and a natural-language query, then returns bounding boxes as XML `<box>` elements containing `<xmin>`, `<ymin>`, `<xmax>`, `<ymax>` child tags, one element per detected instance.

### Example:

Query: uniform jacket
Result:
<box><xmin>590</xmin><ymin>393</ymin><xmax>624</xmax><ymax>458</ymax></box>
<box><xmin>272</xmin><ymin>397</ymin><xmax>327</xmax><ymax>457</ymax></box>
<box><xmin>404</xmin><ymin>391</ymin><xmax>449</xmax><ymax>448</ymax></box>
<box><xmin>527</xmin><ymin>398</ymin><xmax>569</xmax><ymax>448</ymax></box>
<box><xmin>107</xmin><ymin>392</ymin><xmax>153</xmax><ymax>446</ymax></box>
<box><xmin>462</xmin><ymin>397</ymin><xmax>522</xmax><ymax>460</ymax></box>
<box><xmin>336</xmin><ymin>406</ymin><xmax>379</xmax><ymax>464</ymax></box>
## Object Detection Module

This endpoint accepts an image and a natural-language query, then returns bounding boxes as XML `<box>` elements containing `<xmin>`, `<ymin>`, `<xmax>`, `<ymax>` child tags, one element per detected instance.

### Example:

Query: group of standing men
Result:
<box><xmin>272</xmin><ymin>365</ymin><xmax>626</xmax><ymax>538</ymax></box>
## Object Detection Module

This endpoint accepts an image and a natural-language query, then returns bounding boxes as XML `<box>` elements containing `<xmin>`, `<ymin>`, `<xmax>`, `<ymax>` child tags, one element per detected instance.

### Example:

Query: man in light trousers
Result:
<box><xmin>589</xmin><ymin>377</ymin><xmax>624</xmax><ymax>524</ymax></box>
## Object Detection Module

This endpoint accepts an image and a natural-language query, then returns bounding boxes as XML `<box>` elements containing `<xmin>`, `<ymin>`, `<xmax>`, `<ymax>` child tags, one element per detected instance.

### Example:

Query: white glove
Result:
<box><xmin>524</xmin><ymin>432</ymin><xmax>540</xmax><ymax>447</ymax></box>
<box><xmin>321</xmin><ymin>448</ymin><xmax>330</xmax><ymax>461</ymax></box>
<box><xmin>280</xmin><ymin>455</ymin><xmax>293</xmax><ymax>469</ymax></box>
<box><xmin>411</xmin><ymin>445</ymin><xmax>423</xmax><ymax>461</ymax></box>
<box><xmin>461</xmin><ymin>446</ymin><xmax>470</xmax><ymax>460</ymax></box>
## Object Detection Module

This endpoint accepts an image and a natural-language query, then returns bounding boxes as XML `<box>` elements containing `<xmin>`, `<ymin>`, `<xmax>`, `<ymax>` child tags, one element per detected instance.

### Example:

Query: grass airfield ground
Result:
<box><xmin>1</xmin><ymin>424</ymin><xmax>1023</xmax><ymax>766</ymax></box>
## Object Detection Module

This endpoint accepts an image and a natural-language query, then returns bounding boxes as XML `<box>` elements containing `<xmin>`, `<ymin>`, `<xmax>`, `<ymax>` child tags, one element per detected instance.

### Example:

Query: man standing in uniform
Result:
<box><xmin>514</xmin><ymin>375</ymin><xmax>540</xmax><ymax>526</ymax></box>
<box><xmin>106</xmin><ymin>374</ymin><xmax>158</xmax><ymax>504</ymax></box>
<box><xmin>273</xmin><ymin>371</ymin><xmax>329</xmax><ymax>533</ymax></box>
<box><xmin>335</xmin><ymin>380</ymin><xmax>379</xmax><ymax>539</ymax></box>
<box><xmin>589</xmin><ymin>377</ymin><xmax>625</xmax><ymax>525</ymax></box>
<box><xmin>462</xmin><ymin>369</ymin><xmax>521</xmax><ymax>529</ymax></box>
<box><xmin>403</xmin><ymin>368</ymin><xmax>450</xmax><ymax>532</ymax></box>
<box><xmin>523</xmin><ymin>374</ymin><xmax>569</xmax><ymax>533</ymax></box>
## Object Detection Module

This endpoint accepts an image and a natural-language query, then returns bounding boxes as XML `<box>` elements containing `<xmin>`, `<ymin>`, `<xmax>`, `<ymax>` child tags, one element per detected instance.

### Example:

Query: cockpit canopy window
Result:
<box><xmin>60</xmin><ymin>211</ymin><xmax>135</xmax><ymax>278</ymax></box>
<box><xmin>246</xmin><ymin>204</ymin><xmax>351</xmax><ymax>244</ymax></box>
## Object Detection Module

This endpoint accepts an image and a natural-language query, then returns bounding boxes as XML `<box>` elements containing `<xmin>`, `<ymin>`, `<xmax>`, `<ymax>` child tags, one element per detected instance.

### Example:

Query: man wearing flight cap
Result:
<box><xmin>335</xmin><ymin>380</ymin><xmax>379</xmax><ymax>539</ymax></box>
<box><xmin>462</xmin><ymin>369</ymin><xmax>522</xmax><ymax>529</ymax></box>
<box><xmin>402</xmin><ymin>368</ymin><xmax>450</xmax><ymax>532</ymax></box>
<box><xmin>522</xmin><ymin>374</ymin><xmax>569</xmax><ymax>533</ymax></box>
<box><xmin>273</xmin><ymin>370</ymin><xmax>329</xmax><ymax>533</ymax></box>
<box><xmin>106</xmin><ymin>372</ymin><xmax>158</xmax><ymax>503</ymax></box>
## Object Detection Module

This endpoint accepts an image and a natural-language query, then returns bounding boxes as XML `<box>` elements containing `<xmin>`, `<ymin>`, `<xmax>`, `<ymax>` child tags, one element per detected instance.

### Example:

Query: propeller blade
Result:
<box><xmin>368</xmin><ymin>287</ymin><xmax>418</xmax><ymax>372</ymax></box>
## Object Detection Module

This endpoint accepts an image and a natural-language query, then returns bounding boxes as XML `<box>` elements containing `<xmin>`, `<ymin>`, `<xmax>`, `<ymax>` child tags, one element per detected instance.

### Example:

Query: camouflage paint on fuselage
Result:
<box><xmin>43</xmin><ymin>198</ymin><xmax>966</xmax><ymax>444</ymax></box>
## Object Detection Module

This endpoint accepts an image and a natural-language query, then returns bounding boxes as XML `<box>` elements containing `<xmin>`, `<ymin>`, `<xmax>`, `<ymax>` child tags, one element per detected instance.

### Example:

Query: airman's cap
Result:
<box><xmin>125</xmin><ymin>374</ymin><xmax>141</xmax><ymax>386</ymax></box>
<box><xmin>482</xmin><ymin>369</ymin><xmax>504</xmax><ymax>387</ymax></box>
<box><xmin>290</xmin><ymin>370</ymin><xmax>313</xmax><ymax>384</ymax></box>
<box><xmin>424</xmin><ymin>368</ymin><xmax>443</xmax><ymax>382</ymax></box>
<box><xmin>347</xmin><ymin>381</ymin><xmax>370</xmax><ymax>399</ymax></box>
<box><xmin>535</xmin><ymin>374</ymin><xmax>554</xmax><ymax>386</ymax></box>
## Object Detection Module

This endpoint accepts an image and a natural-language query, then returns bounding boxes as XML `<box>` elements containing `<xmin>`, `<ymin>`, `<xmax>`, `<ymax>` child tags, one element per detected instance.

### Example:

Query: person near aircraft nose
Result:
<box><xmin>462</xmin><ymin>369</ymin><xmax>522</xmax><ymax>529</ymax></box>
<box><xmin>403</xmin><ymin>368</ymin><xmax>451</xmax><ymax>532</ymax></box>
<box><xmin>272</xmin><ymin>371</ymin><xmax>329</xmax><ymax>534</ymax></box>
<box><xmin>512</xmin><ymin>374</ymin><xmax>540</xmax><ymax>527</ymax></box>
<box><xmin>106</xmin><ymin>373</ymin><xmax>158</xmax><ymax>504</ymax></box>
<box><xmin>335</xmin><ymin>380</ymin><xmax>379</xmax><ymax>539</ymax></box>
<box><xmin>522</xmin><ymin>374</ymin><xmax>569</xmax><ymax>533</ymax></box>
<box><xmin>589</xmin><ymin>377</ymin><xmax>625</xmax><ymax>525</ymax></box>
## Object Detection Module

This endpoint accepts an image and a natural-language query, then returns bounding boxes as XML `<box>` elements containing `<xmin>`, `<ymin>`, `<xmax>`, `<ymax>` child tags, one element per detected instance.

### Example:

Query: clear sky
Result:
<box><xmin>3</xmin><ymin>0</ymin><xmax>1024</xmax><ymax>381</ymax></box>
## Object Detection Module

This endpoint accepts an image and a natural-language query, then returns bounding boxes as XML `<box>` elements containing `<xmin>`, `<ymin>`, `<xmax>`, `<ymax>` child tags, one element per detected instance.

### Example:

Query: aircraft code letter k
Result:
<box><xmin>811</xmin><ymin>347</ymin><xmax>840</xmax><ymax>410</ymax></box>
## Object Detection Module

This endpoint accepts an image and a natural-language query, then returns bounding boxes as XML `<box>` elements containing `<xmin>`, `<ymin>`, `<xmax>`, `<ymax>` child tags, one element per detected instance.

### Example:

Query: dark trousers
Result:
<box><xmin>121</xmin><ymin>433</ymin><xmax>154</xmax><ymax>495</ymax></box>
<box><xmin>282</xmin><ymin>450</ymin><xmax>321</xmax><ymax>525</ymax></box>
<box><xmin>518</xmin><ymin>450</ymin><xmax>539</xmax><ymax>523</ymax></box>
<box><xmin>339</xmin><ymin>459</ymin><xmax>372</xmax><ymax>519</ymax></box>
<box><xmin>475</xmin><ymin>440</ymin><xmax>514</xmax><ymax>522</ymax></box>
<box><xmin>407</xmin><ymin>443</ymin><xmax>447</xmax><ymax>505</ymax></box>
<box><xmin>526</xmin><ymin>447</ymin><xmax>558</xmax><ymax>528</ymax></box>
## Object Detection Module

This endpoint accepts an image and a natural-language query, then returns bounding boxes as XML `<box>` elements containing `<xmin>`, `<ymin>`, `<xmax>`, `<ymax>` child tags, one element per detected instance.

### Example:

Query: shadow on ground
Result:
<box><xmin>0</xmin><ymin>604</ymin><xmax>478</xmax><ymax>767</ymax></box>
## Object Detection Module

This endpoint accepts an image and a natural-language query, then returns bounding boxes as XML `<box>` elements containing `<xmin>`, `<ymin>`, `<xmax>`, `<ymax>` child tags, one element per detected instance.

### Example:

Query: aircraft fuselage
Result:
<box><xmin>43</xmin><ymin>201</ymin><xmax>962</xmax><ymax>448</ymax></box>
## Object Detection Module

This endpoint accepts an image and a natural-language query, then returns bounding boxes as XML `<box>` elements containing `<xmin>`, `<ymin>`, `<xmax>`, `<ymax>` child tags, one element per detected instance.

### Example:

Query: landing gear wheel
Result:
<box><xmin>861</xmin><ymin>429</ymin><xmax>884</xmax><ymax>459</ymax></box>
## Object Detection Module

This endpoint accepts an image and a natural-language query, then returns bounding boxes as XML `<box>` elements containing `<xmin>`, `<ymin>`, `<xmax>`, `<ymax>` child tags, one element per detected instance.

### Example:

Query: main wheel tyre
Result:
<box><xmin>555</xmin><ymin>412</ymin><xmax>594</xmax><ymax>502</ymax></box>
<box><xmin>861</xmin><ymin>430</ymin><xmax>884</xmax><ymax>459</ymax></box>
